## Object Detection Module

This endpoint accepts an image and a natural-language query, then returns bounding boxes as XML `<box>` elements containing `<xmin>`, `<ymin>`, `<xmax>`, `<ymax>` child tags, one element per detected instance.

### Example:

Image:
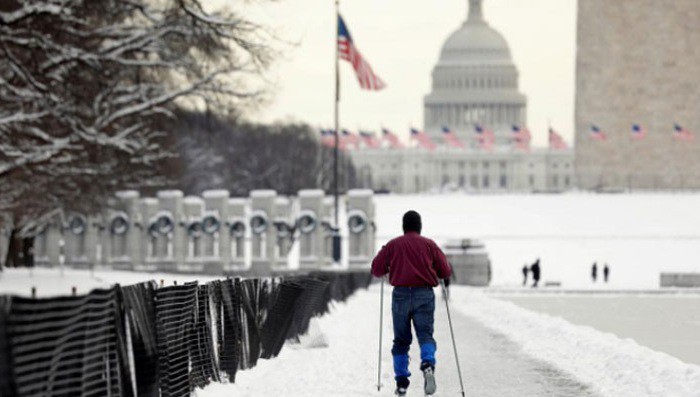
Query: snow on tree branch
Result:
<box><xmin>0</xmin><ymin>0</ymin><xmax>277</xmax><ymax>227</ymax></box>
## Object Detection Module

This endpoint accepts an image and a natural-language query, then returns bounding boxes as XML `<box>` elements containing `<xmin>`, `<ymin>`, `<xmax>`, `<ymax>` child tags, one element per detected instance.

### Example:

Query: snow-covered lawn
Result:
<box><xmin>454</xmin><ymin>288</ymin><xmax>700</xmax><ymax>397</ymax></box>
<box><xmin>0</xmin><ymin>267</ymin><xmax>221</xmax><ymax>297</ymax></box>
<box><xmin>374</xmin><ymin>193</ymin><xmax>700</xmax><ymax>288</ymax></box>
<box><xmin>498</xmin><ymin>294</ymin><xmax>700</xmax><ymax>366</ymax></box>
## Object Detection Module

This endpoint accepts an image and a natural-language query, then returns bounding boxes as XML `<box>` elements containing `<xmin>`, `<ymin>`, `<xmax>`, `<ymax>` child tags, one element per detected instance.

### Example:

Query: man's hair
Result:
<box><xmin>402</xmin><ymin>210</ymin><xmax>422</xmax><ymax>234</ymax></box>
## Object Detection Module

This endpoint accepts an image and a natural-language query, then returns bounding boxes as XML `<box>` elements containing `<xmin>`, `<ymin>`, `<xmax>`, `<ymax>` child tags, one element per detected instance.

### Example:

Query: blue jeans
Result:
<box><xmin>391</xmin><ymin>286</ymin><xmax>436</xmax><ymax>380</ymax></box>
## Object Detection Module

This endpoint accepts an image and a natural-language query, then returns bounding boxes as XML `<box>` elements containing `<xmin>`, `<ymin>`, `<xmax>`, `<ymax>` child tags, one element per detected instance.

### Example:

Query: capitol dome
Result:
<box><xmin>439</xmin><ymin>18</ymin><xmax>512</xmax><ymax>65</ymax></box>
<box><xmin>424</xmin><ymin>0</ymin><xmax>526</xmax><ymax>146</ymax></box>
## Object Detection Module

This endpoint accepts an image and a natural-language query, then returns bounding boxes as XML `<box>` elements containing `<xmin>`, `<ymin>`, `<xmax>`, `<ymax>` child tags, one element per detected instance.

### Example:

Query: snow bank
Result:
<box><xmin>452</xmin><ymin>288</ymin><xmax>700</xmax><ymax>397</ymax></box>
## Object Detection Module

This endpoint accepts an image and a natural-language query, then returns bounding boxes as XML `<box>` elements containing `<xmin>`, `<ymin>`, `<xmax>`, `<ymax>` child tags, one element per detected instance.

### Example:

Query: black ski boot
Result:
<box><xmin>395</xmin><ymin>376</ymin><xmax>409</xmax><ymax>397</ymax></box>
<box><xmin>421</xmin><ymin>362</ymin><xmax>436</xmax><ymax>396</ymax></box>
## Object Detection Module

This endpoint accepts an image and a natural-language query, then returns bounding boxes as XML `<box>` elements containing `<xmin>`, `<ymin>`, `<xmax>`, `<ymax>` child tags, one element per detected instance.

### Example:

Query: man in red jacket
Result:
<box><xmin>371</xmin><ymin>210</ymin><xmax>451</xmax><ymax>397</ymax></box>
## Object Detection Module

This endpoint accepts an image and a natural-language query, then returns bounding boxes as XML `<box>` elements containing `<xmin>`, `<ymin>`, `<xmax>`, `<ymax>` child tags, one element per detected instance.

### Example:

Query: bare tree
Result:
<box><xmin>0</xmin><ymin>0</ymin><xmax>274</xmax><ymax>230</ymax></box>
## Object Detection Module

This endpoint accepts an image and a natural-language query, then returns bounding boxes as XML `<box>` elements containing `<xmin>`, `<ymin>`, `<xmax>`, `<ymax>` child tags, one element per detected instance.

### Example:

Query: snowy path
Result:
<box><xmin>197</xmin><ymin>284</ymin><xmax>598</xmax><ymax>397</ymax></box>
<box><xmin>434</xmin><ymin>292</ymin><xmax>598</xmax><ymax>397</ymax></box>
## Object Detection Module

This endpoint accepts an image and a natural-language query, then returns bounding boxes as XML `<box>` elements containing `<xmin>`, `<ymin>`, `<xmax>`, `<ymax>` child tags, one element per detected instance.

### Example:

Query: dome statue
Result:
<box><xmin>424</xmin><ymin>0</ymin><xmax>527</xmax><ymax>147</ymax></box>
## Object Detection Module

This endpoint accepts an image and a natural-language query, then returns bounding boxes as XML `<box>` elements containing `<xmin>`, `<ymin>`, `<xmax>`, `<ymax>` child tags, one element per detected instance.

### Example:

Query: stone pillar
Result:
<box><xmin>105</xmin><ymin>191</ymin><xmax>141</xmax><ymax>270</ymax></box>
<box><xmin>202</xmin><ymin>190</ymin><xmax>229</xmax><ymax>275</ymax></box>
<box><xmin>138</xmin><ymin>198</ymin><xmax>159</xmax><ymax>272</ymax></box>
<box><xmin>322</xmin><ymin>196</ymin><xmax>335</xmax><ymax>266</ymax></box>
<box><xmin>35</xmin><ymin>219</ymin><xmax>61</xmax><ymax>267</ymax></box>
<box><xmin>155</xmin><ymin>190</ymin><xmax>185</xmax><ymax>272</ymax></box>
<box><xmin>47</xmin><ymin>219</ymin><xmax>63</xmax><ymax>267</ymax></box>
<box><xmin>181</xmin><ymin>196</ymin><xmax>204</xmax><ymax>273</ymax></box>
<box><xmin>0</xmin><ymin>220</ymin><xmax>7</xmax><ymax>269</ymax></box>
<box><xmin>272</xmin><ymin>197</ymin><xmax>293</xmax><ymax>272</ymax></box>
<box><xmin>249</xmin><ymin>190</ymin><xmax>276</xmax><ymax>277</ymax></box>
<box><xmin>64</xmin><ymin>213</ymin><xmax>89</xmax><ymax>268</ymax></box>
<box><xmin>298</xmin><ymin>190</ymin><xmax>325</xmax><ymax>270</ymax></box>
<box><xmin>346</xmin><ymin>189</ymin><xmax>376</xmax><ymax>269</ymax></box>
<box><xmin>226</xmin><ymin>198</ymin><xmax>247</xmax><ymax>273</ymax></box>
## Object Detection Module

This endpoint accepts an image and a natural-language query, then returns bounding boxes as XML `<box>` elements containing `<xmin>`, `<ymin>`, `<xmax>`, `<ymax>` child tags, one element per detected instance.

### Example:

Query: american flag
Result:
<box><xmin>338</xmin><ymin>15</ymin><xmax>385</xmax><ymax>91</ymax></box>
<box><xmin>359</xmin><ymin>130</ymin><xmax>381</xmax><ymax>148</ymax></box>
<box><xmin>320</xmin><ymin>129</ymin><xmax>336</xmax><ymax>148</ymax></box>
<box><xmin>673</xmin><ymin>124</ymin><xmax>694</xmax><ymax>142</ymax></box>
<box><xmin>382</xmin><ymin>128</ymin><xmax>404</xmax><ymax>148</ymax></box>
<box><xmin>341</xmin><ymin>129</ymin><xmax>360</xmax><ymax>149</ymax></box>
<box><xmin>511</xmin><ymin>125</ymin><xmax>531</xmax><ymax>150</ymax></box>
<box><xmin>590</xmin><ymin>125</ymin><xmax>607</xmax><ymax>141</ymax></box>
<box><xmin>410</xmin><ymin>128</ymin><xmax>436</xmax><ymax>151</ymax></box>
<box><xmin>548</xmin><ymin>128</ymin><xmax>568</xmax><ymax>150</ymax></box>
<box><xmin>631</xmin><ymin>124</ymin><xmax>647</xmax><ymax>140</ymax></box>
<box><xmin>474</xmin><ymin>124</ymin><xmax>495</xmax><ymax>151</ymax></box>
<box><xmin>441</xmin><ymin>126</ymin><xmax>465</xmax><ymax>148</ymax></box>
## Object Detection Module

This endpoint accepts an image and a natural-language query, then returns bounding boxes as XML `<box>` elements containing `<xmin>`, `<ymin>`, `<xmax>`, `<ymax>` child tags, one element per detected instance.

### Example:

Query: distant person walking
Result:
<box><xmin>591</xmin><ymin>262</ymin><xmax>598</xmax><ymax>283</ymax></box>
<box><xmin>522</xmin><ymin>264</ymin><xmax>529</xmax><ymax>286</ymax></box>
<box><xmin>371</xmin><ymin>210</ymin><xmax>452</xmax><ymax>397</ymax></box>
<box><xmin>603</xmin><ymin>264</ymin><xmax>610</xmax><ymax>283</ymax></box>
<box><xmin>530</xmin><ymin>259</ymin><xmax>541</xmax><ymax>288</ymax></box>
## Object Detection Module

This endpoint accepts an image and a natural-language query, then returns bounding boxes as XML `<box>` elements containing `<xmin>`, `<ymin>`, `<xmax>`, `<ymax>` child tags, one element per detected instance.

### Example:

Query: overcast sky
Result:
<box><xmin>209</xmin><ymin>0</ymin><xmax>577</xmax><ymax>147</ymax></box>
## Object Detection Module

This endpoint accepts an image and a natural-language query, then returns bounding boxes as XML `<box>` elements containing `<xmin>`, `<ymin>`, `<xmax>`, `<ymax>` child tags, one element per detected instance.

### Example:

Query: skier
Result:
<box><xmin>530</xmin><ymin>259</ymin><xmax>541</xmax><ymax>288</ymax></box>
<box><xmin>591</xmin><ymin>262</ymin><xmax>598</xmax><ymax>283</ymax></box>
<box><xmin>371</xmin><ymin>210</ymin><xmax>452</xmax><ymax>397</ymax></box>
<box><xmin>522</xmin><ymin>264</ymin><xmax>529</xmax><ymax>286</ymax></box>
<box><xmin>603</xmin><ymin>263</ymin><xmax>610</xmax><ymax>283</ymax></box>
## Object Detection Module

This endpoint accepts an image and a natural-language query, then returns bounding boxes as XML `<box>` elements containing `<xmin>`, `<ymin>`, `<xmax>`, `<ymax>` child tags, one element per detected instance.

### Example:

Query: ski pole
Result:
<box><xmin>377</xmin><ymin>276</ymin><xmax>385</xmax><ymax>392</ymax></box>
<box><xmin>440</xmin><ymin>280</ymin><xmax>466</xmax><ymax>397</ymax></box>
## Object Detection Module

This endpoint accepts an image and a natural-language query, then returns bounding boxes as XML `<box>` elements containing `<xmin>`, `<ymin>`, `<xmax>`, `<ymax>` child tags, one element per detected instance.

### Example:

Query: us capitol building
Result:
<box><xmin>349</xmin><ymin>0</ymin><xmax>573</xmax><ymax>193</ymax></box>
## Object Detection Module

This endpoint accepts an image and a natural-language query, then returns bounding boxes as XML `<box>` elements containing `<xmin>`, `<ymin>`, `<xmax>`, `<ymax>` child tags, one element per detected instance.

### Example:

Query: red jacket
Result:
<box><xmin>371</xmin><ymin>232</ymin><xmax>452</xmax><ymax>287</ymax></box>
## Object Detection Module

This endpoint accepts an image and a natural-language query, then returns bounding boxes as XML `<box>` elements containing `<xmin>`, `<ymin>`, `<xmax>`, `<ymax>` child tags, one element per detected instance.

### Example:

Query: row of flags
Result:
<box><xmin>589</xmin><ymin>124</ymin><xmax>695</xmax><ymax>141</ymax></box>
<box><xmin>320</xmin><ymin>125</ymin><xmax>568</xmax><ymax>151</ymax></box>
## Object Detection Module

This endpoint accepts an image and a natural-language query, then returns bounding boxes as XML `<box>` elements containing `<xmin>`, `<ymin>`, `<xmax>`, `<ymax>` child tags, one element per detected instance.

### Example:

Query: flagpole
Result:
<box><xmin>332</xmin><ymin>0</ymin><xmax>341</xmax><ymax>263</ymax></box>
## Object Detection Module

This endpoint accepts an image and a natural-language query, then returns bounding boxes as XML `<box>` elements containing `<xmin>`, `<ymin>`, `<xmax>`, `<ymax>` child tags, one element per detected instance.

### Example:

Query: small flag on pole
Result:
<box><xmin>590</xmin><ymin>125</ymin><xmax>607</xmax><ymax>141</ymax></box>
<box><xmin>320</xmin><ymin>129</ymin><xmax>337</xmax><ymax>148</ymax></box>
<box><xmin>441</xmin><ymin>126</ymin><xmax>466</xmax><ymax>148</ymax></box>
<box><xmin>548</xmin><ymin>128</ymin><xmax>568</xmax><ymax>150</ymax></box>
<box><xmin>673</xmin><ymin>124</ymin><xmax>694</xmax><ymax>141</ymax></box>
<box><xmin>410</xmin><ymin>128</ymin><xmax>436</xmax><ymax>151</ymax></box>
<box><xmin>338</xmin><ymin>15</ymin><xmax>386</xmax><ymax>91</ymax></box>
<box><xmin>382</xmin><ymin>128</ymin><xmax>404</xmax><ymax>148</ymax></box>
<box><xmin>511</xmin><ymin>125</ymin><xmax>531</xmax><ymax>150</ymax></box>
<box><xmin>341</xmin><ymin>129</ymin><xmax>360</xmax><ymax>149</ymax></box>
<box><xmin>359</xmin><ymin>130</ymin><xmax>381</xmax><ymax>148</ymax></box>
<box><xmin>631</xmin><ymin>124</ymin><xmax>647</xmax><ymax>140</ymax></box>
<box><xmin>474</xmin><ymin>124</ymin><xmax>495</xmax><ymax>151</ymax></box>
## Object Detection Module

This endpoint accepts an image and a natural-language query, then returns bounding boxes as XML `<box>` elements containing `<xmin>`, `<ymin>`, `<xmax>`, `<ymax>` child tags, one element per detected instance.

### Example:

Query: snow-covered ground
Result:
<box><xmin>374</xmin><ymin>193</ymin><xmax>700</xmax><ymax>289</ymax></box>
<box><xmin>197</xmin><ymin>285</ymin><xmax>700</xmax><ymax>397</ymax></box>
<box><xmin>0</xmin><ymin>267</ymin><xmax>221</xmax><ymax>297</ymax></box>
<box><xmin>498</xmin><ymin>294</ymin><xmax>700</xmax><ymax>365</ymax></box>
<box><xmin>453</xmin><ymin>287</ymin><xmax>700</xmax><ymax>397</ymax></box>
<box><xmin>4</xmin><ymin>193</ymin><xmax>700</xmax><ymax>396</ymax></box>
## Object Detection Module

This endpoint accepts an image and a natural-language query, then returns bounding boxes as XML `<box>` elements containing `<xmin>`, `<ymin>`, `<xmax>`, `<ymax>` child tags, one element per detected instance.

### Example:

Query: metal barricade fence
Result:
<box><xmin>0</xmin><ymin>271</ymin><xmax>372</xmax><ymax>397</ymax></box>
